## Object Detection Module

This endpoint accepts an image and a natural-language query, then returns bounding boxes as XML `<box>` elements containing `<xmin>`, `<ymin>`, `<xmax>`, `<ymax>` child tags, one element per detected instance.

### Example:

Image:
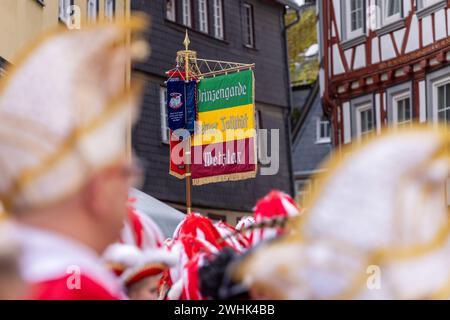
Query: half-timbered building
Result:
<box><xmin>319</xmin><ymin>0</ymin><xmax>450</xmax><ymax>145</ymax></box>
<box><xmin>318</xmin><ymin>0</ymin><xmax>450</xmax><ymax>204</ymax></box>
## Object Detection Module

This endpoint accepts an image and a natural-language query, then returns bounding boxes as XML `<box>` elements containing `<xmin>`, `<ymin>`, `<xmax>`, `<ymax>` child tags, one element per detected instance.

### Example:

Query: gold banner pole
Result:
<box><xmin>182</xmin><ymin>31</ymin><xmax>193</xmax><ymax>215</ymax></box>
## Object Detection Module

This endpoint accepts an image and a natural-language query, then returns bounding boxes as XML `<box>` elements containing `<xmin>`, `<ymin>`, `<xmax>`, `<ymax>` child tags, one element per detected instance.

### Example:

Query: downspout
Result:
<box><xmin>282</xmin><ymin>6</ymin><xmax>300</xmax><ymax>197</ymax></box>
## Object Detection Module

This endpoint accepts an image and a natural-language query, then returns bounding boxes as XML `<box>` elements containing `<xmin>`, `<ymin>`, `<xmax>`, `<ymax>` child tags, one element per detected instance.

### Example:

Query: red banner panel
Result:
<box><xmin>191</xmin><ymin>137</ymin><xmax>257</xmax><ymax>185</ymax></box>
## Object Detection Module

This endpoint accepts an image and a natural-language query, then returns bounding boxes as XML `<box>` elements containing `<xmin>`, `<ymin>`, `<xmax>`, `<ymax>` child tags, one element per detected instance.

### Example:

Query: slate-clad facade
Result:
<box><xmin>131</xmin><ymin>0</ymin><xmax>296</xmax><ymax>223</ymax></box>
<box><xmin>291</xmin><ymin>82</ymin><xmax>332</xmax><ymax>205</ymax></box>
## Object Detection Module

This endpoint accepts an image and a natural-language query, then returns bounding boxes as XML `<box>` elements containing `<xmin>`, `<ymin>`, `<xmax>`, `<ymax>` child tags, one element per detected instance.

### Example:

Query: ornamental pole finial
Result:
<box><xmin>183</xmin><ymin>30</ymin><xmax>190</xmax><ymax>51</ymax></box>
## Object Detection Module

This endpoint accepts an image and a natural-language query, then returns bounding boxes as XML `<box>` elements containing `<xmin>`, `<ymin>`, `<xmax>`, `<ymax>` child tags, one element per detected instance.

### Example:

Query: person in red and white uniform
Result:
<box><xmin>0</xmin><ymin>18</ymin><xmax>149</xmax><ymax>300</ymax></box>
<box><xmin>165</xmin><ymin>213</ymin><xmax>232</xmax><ymax>300</ymax></box>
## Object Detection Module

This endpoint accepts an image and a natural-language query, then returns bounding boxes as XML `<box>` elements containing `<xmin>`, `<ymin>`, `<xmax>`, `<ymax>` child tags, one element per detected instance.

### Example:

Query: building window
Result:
<box><xmin>105</xmin><ymin>0</ymin><xmax>116</xmax><ymax>22</ymax></box>
<box><xmin>213</xmin><ymin>0</ymin><xmax>224</xmax><ymax>40</ymax></box>
<box><xmin>344</xmin><ymin>0</ymin><xmax>365</xmax><ymax>40</ymax></box>
<box><xmin>198</xmin><ymin>0</ymin><xmax>209</xmax><ymax>33</ymax></box>
<box><xmin>350</xmin><ymin>0</ymin><xmax>364</xmax><ymax>31</ymax></box>
<box><xmin>87</xmin><ymin>0</ymin><xmax>99</xmax><ymax>23</ymax></box>
<box><xmin>255</xmin><ymin>110</ymin><xmax>268</xmax><ymax>163</ymax></box>
<box><xmin>316</xmin><ymin>118</ymin><xmax>331</xmax><ymax>144</ymax></box>
<box><xmin>393</xmin><ymin>93</ymin><xmax>412</xmax><ymax>127</ymax></box>
<box><xmin>243</xmin><ymin>3</ymin><xmax>255</xmax><ymax>48</ymax></box>
<box><xmin>436</xmin><ymin>82</ymin><xmax>450</xmax><ymax>124</ymax></box>
<box><xmin>182</xmin><ymin>0</ymin><xmax>192</xmax><ymax>28</ymax></box>
<box><xmin>59</xmin><ymin>0</ymin><xmax>73</xmax><ymax>23</ymax></box>
<box><xmin>381</xmin><ymin>0</ymin><xmax>402</xmax><ymax>26</ymax></box>
<box><xmin>356</xmin><ymin>104</ymin><xmax>374</xmax><ymax>141</ymax></box>
<box><xmin>295</xmin><ymin>180</ymin><xmax>312</xmax><ymax>206</ymax></box>
<box><xmin>386</xmin><ymin>0</ymin><xmax>400</xmax><ymax>16</ymax></box>
<box><xmin>160</xmin><ymin>87</ymin><xmax>170</xmax><ymax>144</ymax></box>
<box><xmin>166</xmin><ymin>0</ymin><xmax>176</xmax><ymax>22</ymax></box>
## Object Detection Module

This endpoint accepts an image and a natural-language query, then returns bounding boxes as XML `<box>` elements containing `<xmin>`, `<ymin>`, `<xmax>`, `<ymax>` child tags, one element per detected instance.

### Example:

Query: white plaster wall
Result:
<box><xmin>406</xmin><ymin>15</ymin><xmax>420</xmax><ymax>53</ymax></box>
<box><xmin>380</xmin><ymin>34</ymin><xmax>397</xmax><ymax>60</ymax></box>
<box><xmin>343</xmin><ymin>102</ymin><xmax>351</xmax><ymax>144</ymax></box>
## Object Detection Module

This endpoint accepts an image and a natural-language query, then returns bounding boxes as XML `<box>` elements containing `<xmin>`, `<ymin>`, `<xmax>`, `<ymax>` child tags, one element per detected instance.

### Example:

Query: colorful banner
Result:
<box><xmin>167</xmin><ymin>80</ymin><xmax>197</xmax><ymax>133</ymax></box>
<box><xmin>167</xmin><ymin>81</ymin><xmax>186</xmax><ymax>131</ymax></box>
<box><xmin>192</xmin><ymin>70</ymin><xmax>257</xmax><ymax>185</ymax></box>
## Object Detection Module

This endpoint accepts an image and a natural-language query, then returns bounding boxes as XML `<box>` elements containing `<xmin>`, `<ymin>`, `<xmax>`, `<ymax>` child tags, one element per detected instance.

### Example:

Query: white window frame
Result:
<box><xmin>345</xmin><ymin>0</ymin><xmax>365</xmax><ymax>40</ymax></box>
<box><xmin>418</xmin><ymin>0</ymin><xmax>444</xmax><ymax>10</ymax></box>
<box><xmin>392</xmin><ymin>92</ymin><xmax>412</xmax><ymax>127</ymax></box>
<box><xmin>432</xmin><ymin>77</ymin><xmax>450</xmax><ymax>125</ymax></box>
<box><xmin>198</xmin><ymin>0</ymin><xmax>209</xmax><ymax>34</ymax></box>
<box><xmin>213</xmin><ymin>0</ymin><xmax>224</xmax><ymax>40</ymax></box>
<box><xmin>160</xmin><ymin>87</ymin><xmax>170</xmax><ymax>144</ymax></box>
<box><xmin>59</xmin><ymin>0</ymin><xmax>72</xmax><ymax>23</ymax></box>
<box><xmin>381</xmin><ymin>0</ymin><xmax>403</xmax><ymax>26</ymax></box>
<box><xmin>295</xmin><ymin>179</ymin><xmax>312</xmax><ymax>206</ymax></box>
<box><xmin>255</xmin><ymin>110</ymin><xmax>268</xmax><ymax>164</ymax></box>
<box><xmin>105</xmin><ymin>0</ymin><xmax>115</xmax><ymax>22</ymax></box>
<box><xmin>166</xmin><ymin>0</ymin><xmax>176</xmax><ymax>22</ymax></box>
<box><xmin>356</xmin><ymin>103</ymin><xmax>374</xmax><ymax>141</ymax></box>
<box><xmin>316</xmin><ymin>118</ymin><xmax>331</xmax><ymax>144</ymax></box>
<box><xmin>182</xmin><ymin>0</ymin><xmax>192</xmax><ymax>28</ymax></box>
<box><xmin>87</xmin><ymin>0</ymin><xmax>98</xmax><ymax>23</ymax></box>
<box><xmin>243</xmin><ymin>3</ymin><xmax>255</xmax><ymax>48</ymax></box>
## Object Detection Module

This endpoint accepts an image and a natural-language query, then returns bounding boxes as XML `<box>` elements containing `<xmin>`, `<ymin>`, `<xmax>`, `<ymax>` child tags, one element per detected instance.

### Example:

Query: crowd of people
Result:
<box><xmin>0</xmin><ymin>18</ymin><xmax>449</xmax><ymax>300</ymax></box>
<box><xmin>101</xmin><ymin>190</ymin><xmax>300</xmax><ymax>300</ymax></box>
<box><xmin>0</xmin><ymin>17</ymin><xmax>300</xmax><ymax>301</ymax></box>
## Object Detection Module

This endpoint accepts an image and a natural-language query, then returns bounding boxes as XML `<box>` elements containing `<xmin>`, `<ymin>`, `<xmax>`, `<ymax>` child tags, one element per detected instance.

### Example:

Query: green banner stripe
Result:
<box><xmin>198</xmin><ymin>70</ymin><xmax>253</xmax><ymax>113</ymax></box>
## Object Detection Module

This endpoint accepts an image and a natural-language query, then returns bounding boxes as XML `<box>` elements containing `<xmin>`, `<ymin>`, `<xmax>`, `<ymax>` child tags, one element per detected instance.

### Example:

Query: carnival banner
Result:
<box><xmin>167</xmin><ymin>80</ymin><xmax>197</xmax><ymax>133</ymax></box>
<box><xmin>191</xmin><ymin>69</ymin><xmax>257</xmax><ymax>185</ymax></box>
<box><xmin>167</xmin><ymin>80</ymin><xmax>186</xmax><ymax>131</ymax></box>
<box><xmin>168</xmin><ymin>80</ymin><xmax>197</xmax><ymax>179</ymax></box>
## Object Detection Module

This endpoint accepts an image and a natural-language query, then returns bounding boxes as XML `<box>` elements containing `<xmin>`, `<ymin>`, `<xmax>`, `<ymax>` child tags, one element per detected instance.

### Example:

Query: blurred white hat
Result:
<box><xmin>235</xmin><ymin>128</ymin><xmax>450</xmax><ymax>299</ymax></box>
<box><xmin>0</xmin><ymin>18</ymin><xmax>149</xmax><ymax>212</ymax></box>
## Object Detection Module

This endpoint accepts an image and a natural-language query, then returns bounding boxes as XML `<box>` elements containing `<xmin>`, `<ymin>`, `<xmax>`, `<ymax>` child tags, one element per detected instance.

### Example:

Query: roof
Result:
<box><xmin>292</xmin><ymin>80</ymin><xmax>320</xmax><ymax>140</ymax></box>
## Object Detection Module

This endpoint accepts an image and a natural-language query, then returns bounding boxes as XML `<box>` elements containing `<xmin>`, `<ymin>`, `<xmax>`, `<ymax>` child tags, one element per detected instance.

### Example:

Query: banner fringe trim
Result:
<box><xmin>169</xmin><ymin>171</ymin><xmax>186</xmax><ymax>180</ymax></box>
<box><xmin>192</xmin><ymin>171</ymin><xmax>256</xmax><ymax>186</ymax></box>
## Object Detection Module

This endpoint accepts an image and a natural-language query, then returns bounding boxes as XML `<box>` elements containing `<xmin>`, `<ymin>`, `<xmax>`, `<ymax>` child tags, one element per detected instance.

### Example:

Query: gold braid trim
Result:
<box><xmin>192</xmin><ymin>171</ymin><xmax>256</xmax><ymax>186</ymax></box>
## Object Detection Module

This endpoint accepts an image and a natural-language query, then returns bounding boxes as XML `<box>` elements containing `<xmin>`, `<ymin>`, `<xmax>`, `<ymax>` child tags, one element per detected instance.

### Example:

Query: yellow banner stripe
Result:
<box><xmin>193</xmin><ymin>104</ymin><xmax>255</xmax><ymax>146</ymax></box>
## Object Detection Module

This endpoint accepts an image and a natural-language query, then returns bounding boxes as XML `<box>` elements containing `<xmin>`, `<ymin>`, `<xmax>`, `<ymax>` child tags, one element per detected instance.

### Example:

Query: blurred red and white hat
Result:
<box><xmin>215</xmin><ymin>221</ymin><xmax>250</xmax><ymax>252</ymax></box>
<box><xmin>252</xmin><ymin>190</ymin><xmax>300</xmax><ymax>244</ymax></box>
<box><xmin>103</xmin><ymin>243</ymin><xmax>176</xmax><ymax>288</ymax></box>
<box><xmin>121</xmin><ymin>199</ymin><xmax>165</xmax><ymax>250</ymax></box>
<box><xmin>173</xmin><ymin>213</ymin><xmax>227</xmax><ymax>252</ymax></box>
<box><xmin>236</xmin><ymin>216</ymin><xmax>256</xmax><ymax>247</ymax></box>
